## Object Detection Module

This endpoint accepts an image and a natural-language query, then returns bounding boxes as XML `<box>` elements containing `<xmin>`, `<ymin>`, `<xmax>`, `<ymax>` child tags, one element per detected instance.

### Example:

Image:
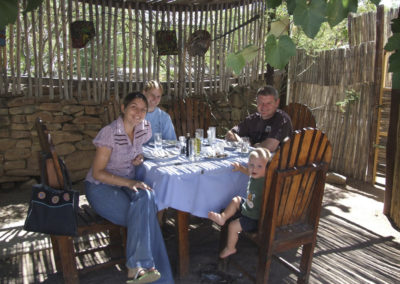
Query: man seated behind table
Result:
<box><xmin>143</xmin><ymin>80</ymin><xmax>177</xmax><ymax>143</ymax></box>
<box><xmin>225</xmin><ymin>85</ymin><xmax>293</xmax><ymax>152</ymax></box>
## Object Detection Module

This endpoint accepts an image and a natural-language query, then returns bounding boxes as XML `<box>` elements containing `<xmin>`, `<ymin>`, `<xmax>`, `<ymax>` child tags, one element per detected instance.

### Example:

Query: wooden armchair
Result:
<box><xmin>283</xmin><ymin>102</ymin><xmax>316</xmax><ymax>130</ymax></box>
<box><xmin>221</xmin><ymin>128</ymin><xmax>332</xmax><ymax>283</ymax></box>
<box><xmin>35</xmin><ymin>118</ymin><xmax>126</xmax><ymax>284</ymax></box>
<box><xmin>103</xmin><ymin>95</ymin><xmax>121</xmax><ymax>124</ymax></box>
<box><xmin>166</xmin><ymin>97</ymin><xmax>212</xmax><ymax>137</ymax></box>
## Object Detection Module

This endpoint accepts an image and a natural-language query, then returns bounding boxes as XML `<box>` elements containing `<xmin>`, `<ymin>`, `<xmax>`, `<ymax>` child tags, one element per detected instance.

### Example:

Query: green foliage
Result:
<box><xmin>0</xmin><ymin>0</ymin><xmax>18</xmax><ymax>30</ymax></box>
<box><xmin>264</xmin><ymin>34</ymin><xmax>296</xmax><ymax>69</ymax></box>
<box><xmin>267</xmin><ymin>0</ymin><xmax>283</xmax><ymax>9</ymax></box>
<box><xmin>327</xmin><ymin>0</ymin><xmax>358</xmax><ymax>27</ymax></box>
<box><xmin>0</xmin><ymin>0</ymin><xmax>44</xmax><ymax>30</ymax></box>
<box><xmin>23</xmin><ymin>0</ymin><xmax>45</xmax><ymax>15</ymax></box>
<box><xmin>293</xmin><ymin>0</ymin><xmax>327</xmax><ymax>38</ymax></box>
<box><xmin>336</xmin><ymin>89</ymin><xmax>360</xmax><ymax>112</ymax></box>
<box><xmin>385</xmin><ymin>16</ymin><xmax>400</xmax><ymax>89</ymax></box>
<box><xmin>226</xmin><ymin>45</ymin><xmax>260</xmax><ymax>75</ymax></box>
<box><xmin>269</xmin><ymin>16</ymin><xmax>290</xmax><ymax>37</ymax></box>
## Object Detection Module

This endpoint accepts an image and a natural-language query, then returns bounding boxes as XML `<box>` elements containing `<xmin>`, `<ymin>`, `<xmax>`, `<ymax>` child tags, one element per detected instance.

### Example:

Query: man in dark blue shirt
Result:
<box><xmin>226</xmin><ymin>85</ymin><xmax>293</xmax><ymax>152</ymax></box>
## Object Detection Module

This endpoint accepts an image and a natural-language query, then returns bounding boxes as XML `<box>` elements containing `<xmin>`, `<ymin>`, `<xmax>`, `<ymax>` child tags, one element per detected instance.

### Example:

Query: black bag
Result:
<box><xmin>24</xmin><ymin>153</ymin><xmax>79</xmax><ymax>236</ymax></box>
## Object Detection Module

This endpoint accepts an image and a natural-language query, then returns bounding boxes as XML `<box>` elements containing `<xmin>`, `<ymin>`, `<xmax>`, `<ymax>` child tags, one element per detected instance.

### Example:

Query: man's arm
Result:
<box><xmin>255</xmin><ymin>137</ymin><xmax>280</xmax><ymax>152</ymax></box>
<box><xmin>225</xmin><ymin>130</ymin><xmax>241</xmax><ymax>142</ymax></box>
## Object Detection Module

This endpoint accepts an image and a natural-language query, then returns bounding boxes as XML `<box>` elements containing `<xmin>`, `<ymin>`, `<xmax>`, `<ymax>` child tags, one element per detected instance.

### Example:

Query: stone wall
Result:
<box><xmin>0</xmin><ymin>78</ymin><xmax>280</xmax><ymax>190</ymax></box>
<box><xmin>0</xmin><ymin>95</ymin><xmax>106</xmax><ymax>190</ymax></box>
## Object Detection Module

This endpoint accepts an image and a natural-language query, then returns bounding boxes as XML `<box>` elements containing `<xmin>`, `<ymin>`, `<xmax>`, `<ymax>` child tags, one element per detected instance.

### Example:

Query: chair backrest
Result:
<box><xmin>35</xmin><ymin>117</ymin><xmax>64</xmax><ymax>189</ymax></box>
<box><xmin>283</xmin><ymin>102</ymin><xmax>316</xmax><ymax>130</ymax></box>
<box><xmin>103</xmin><ymin>95</ymin><xmax>121</xmax><ymax>125</ymax></box>
<box><xmin>166</xmin><ymin>97</ymin><xmax>212</xmax><ymax>137</ymax></box>
<box><xmin>257</xmin><ymin>128</ymin><xmax>332</xmax><ymax>242</ymax></box>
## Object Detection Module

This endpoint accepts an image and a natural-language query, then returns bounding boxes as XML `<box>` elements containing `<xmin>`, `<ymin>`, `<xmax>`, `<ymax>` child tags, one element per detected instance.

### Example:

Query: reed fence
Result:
<box><xmin>288</xmin><ymin>8</ymin><xmax>398</xmax><ymax>181</ymax></box>
<box><xmin>0</xmin><ymin>0</ymin><xmax>266</xmax><ymax>102</ymax></box>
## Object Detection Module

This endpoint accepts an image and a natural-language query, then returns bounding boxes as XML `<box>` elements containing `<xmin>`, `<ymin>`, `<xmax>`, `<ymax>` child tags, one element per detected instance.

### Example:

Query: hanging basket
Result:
<box><xmin>186</xmin><ymin>30</ymin><xmax>211</xmax><ymax>57</ymax></box>
<box><xmin>156</xmin><ymin>30</ymin><xmax>178</xmax><ymax>55</ymax></box>
<box><xmin>70</xmin><ymin>21</ymin><xmax>95</xmax><ymax>49</ymax></box>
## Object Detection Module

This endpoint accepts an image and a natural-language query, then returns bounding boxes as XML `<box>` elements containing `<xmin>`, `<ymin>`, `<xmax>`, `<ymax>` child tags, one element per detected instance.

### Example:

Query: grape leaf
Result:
<box><xmin>266</xmin><ymin>0</ymin><xmax>282</xmax><ymax>9</ymax></box>
<box><xmin>388</xmin><ymin>51</ymin><xmax>400</xmax><ymax>73</ymax></box>
<box><xmin>226</xmin><ymin>52</ymin><xmax>246</xmax><ymax>75</ymax></box>
<box><xmin>327</xmin><ymin>0</ymin><xmax>358</xmax><ymax>28</ymax></box>
<box><xmin>269</xmin><ymin>17</ymin><xmax>290</xmax><ymax>37</ymax></box>
<box><xmin>240</xmin><ymin>44</ymin><xmax>259</xmax><ymax>63</ymax></box>
<box><xmin>264</xmin><ymin>35</ymin><xmax>296</xmax><ymax>70</ymax></box>
<box><xmin>293</xmin><ymin>0</ymin><xmax>327</xmax><ymax>39</ymax></box>
<box><xmin>23</xmin><ymin>0</ymin><xmax>44</xmax><ymax>15</ymax></box>
<box><xmin>0</xmin><ymin>0</ymin><xmax>18</xmax><ymax>30</ymax></box>
<box><xmin>385</xmin><ymin>34</ymin><xmax>400</xmax><ymax>52</ymax></box>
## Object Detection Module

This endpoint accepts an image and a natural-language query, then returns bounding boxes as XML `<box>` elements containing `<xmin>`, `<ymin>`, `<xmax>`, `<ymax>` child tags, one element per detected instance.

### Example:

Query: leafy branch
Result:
<box><xmin>336</xmin><ymin>89</ymin><xmax>360</xmax><ymax>113</ymax></box>
<box><xmin>226</xmin><ymin>0</ymin><xmax>385</xmax><ymax>77</ymax></box>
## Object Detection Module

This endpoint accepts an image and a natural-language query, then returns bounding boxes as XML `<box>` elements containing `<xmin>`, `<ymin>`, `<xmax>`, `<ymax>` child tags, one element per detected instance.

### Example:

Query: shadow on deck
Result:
<box><xmin>0</xmin><ymin>179</ymin><xmax>399</xmax><ymax>283</ymax></box>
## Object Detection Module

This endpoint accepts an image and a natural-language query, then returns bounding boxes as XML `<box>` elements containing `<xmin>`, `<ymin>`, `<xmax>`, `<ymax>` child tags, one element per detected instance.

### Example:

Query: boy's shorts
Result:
<box><xmin>231</xmin><ymin>199</ymin><xmax>258</xmax><ymax>232</ymax></box>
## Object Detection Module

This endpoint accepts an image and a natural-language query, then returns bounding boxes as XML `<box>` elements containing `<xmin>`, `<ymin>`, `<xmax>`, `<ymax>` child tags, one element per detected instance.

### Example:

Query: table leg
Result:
<box><xmin>176</xmin><ymin>210</ymin><xmax>189</xmax><ymax>277</ymax></box>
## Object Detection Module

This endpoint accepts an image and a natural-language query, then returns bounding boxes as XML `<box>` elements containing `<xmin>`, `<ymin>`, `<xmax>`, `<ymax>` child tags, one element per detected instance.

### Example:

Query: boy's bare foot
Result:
<box><xmin>208</xmin><ymin>211</ymin><xmax>226</xmax><ymax>226</ymax></box>
<box><xmin>219</xmin><ymin>247</ymin><xmax>237</xmax><ymax>259</ymax></box>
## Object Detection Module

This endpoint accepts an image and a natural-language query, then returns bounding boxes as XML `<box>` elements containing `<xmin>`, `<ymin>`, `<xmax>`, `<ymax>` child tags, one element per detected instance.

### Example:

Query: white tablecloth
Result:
<box><xmin>136</xmin><ymin>146</ymin><xmax>249</xmax><ymax>218</ymax></box>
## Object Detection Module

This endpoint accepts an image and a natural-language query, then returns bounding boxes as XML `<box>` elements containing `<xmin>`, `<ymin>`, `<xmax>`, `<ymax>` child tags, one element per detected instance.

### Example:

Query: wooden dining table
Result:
<box><xmin>136</xmin><ymin>142</ymin><xmax>249</xmax><ymax>277</ymax></box>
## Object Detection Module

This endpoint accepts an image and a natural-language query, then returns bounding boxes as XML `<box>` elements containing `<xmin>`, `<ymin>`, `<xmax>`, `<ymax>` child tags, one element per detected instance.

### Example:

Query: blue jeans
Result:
<box><xmin>85</xmin><ymin>182</ymin><xmax>174</xmax><ymax>284</ymax></box>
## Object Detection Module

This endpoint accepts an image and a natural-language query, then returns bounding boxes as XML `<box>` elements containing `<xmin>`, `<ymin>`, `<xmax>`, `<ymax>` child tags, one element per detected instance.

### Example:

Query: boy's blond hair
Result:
<box><xmin>143</xmin><ymin>80</ymin><xmax>163</xmax><ymax>93</ymax></box>
<box><xmin>248</xmin><ymin>147</ymin><xmax>271</xmax><ymax>162</ymax></box>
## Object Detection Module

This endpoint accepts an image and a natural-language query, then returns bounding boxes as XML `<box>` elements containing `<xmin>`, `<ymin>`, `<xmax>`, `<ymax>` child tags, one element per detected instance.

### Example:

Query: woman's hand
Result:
<box><xmin>128</xmin><ymin>180</ymin><xmax>152</xmax><ymax>192</ymax></box>
<box><xmin>132</xmin><ymin>154</ymin><xmax>144</xmax><ymax>166</ymax></box>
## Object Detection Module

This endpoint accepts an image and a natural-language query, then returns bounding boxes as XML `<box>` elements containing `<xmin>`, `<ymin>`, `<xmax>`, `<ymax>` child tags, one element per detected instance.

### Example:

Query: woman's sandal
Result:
<box><xmin>127</xmin><ymin>267</ymin><xmax>161</xmax><ymax>284</ymax></box>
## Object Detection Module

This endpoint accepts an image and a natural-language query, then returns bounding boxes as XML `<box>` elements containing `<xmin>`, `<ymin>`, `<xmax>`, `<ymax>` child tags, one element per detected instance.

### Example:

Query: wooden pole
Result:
<box><xmin>384</xmin><ymin>8</ymin><xmax>400</xmax><ymax>218</ymax></box>
<box><xmin>368</xmin><ymin>5</ymin><xmax>385</xmax><ymax>183</ymax></box>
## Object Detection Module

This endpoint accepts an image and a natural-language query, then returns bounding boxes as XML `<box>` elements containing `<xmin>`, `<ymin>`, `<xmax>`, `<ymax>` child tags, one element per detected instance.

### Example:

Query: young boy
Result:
<box><xmin>208</xmin><ymin>148</ymin><xmax>271</xmax><ymax>258</ymax></box>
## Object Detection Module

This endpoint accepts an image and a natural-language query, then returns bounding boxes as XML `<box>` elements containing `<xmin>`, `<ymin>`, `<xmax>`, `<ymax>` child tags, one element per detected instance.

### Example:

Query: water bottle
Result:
<box><xmin>185</xmin><ymin>133</ymin><xmax>190</xmax><ymax>157</ymax></box>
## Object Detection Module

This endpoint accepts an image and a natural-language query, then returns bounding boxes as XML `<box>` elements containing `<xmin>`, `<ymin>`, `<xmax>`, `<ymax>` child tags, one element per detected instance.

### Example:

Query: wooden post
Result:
<box><xmin>367</xmin><ymin>5</ymin><xmax>385</xmax><ymax>183</ymax></box>
<box><xmin>384</xmin><ymin>9</ymin><xmax>400</xmax><ymax>219</ymax></box>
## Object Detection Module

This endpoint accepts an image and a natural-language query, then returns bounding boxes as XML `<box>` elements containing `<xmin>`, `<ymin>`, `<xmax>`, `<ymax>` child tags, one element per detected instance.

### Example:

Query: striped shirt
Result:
<box><xmin>85</xmin><ymin>116</ymin><xmax>151</xmax><ymax>184</ymax></box>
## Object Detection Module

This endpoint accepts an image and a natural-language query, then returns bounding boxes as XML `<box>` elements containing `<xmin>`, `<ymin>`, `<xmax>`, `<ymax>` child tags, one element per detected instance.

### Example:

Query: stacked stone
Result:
<box><xmin>0</xmin><ymin>95</ymin><xmax>106</xmax><ymax>190</ymax></box>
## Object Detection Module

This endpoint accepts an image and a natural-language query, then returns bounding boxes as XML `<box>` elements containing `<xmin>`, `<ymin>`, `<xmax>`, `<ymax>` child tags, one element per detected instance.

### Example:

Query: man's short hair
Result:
<box><xmin>256</xmin><ymin>85</ymin><xmax>279</xmax><ymax>100</ymax></box>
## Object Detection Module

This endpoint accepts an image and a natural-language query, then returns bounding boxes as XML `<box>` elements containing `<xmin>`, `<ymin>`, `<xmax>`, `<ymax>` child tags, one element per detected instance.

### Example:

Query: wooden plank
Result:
<box><xmin>113</xmin><ymin>2</ymin><xmax>119</xmax><ymax>97</ymax></box>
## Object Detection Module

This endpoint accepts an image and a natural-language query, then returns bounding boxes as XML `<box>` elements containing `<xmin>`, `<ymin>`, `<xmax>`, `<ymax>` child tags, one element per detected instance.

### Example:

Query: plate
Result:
<box><xmin>143</xmin><ymin>149</ymin><xmax>179</xmax><ymax>160</ymax></box>
<box><xmin>204</xmin><ymin>153</ymin><xmax>228</xmax><ymax>159</ymax></box>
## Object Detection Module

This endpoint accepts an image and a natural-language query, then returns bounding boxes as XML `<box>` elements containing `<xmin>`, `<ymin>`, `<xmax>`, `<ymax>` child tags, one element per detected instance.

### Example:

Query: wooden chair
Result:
<box><xmin>166</xmin><ymin>97</ymin><xmax>212</xmax><ymax>137</ymax></box>
<box><xmin>103</xmin><ymin>95</ymin><xmax>121</xmax><ymax>124</ymax></box>
<box><xmin>283</xmin><ymin>102</ymin><xmax>316</xmax><ymax>130</ymax></box>
<box><xmin>221</xmin><ymin>128</ymin><xmax>332</xmax><ymax>283</ymax></box>
<box><xmin>35</xmin><ymin>118</ymin><xmax>126</xmax><ymax>284</ymax></box>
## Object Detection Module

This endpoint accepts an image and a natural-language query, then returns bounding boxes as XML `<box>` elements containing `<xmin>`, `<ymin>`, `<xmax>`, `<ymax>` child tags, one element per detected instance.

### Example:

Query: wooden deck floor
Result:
<box><xmin>1</xmin><ymin>179</ymin><xmax>399</xmax><ymax>283</ymax></box>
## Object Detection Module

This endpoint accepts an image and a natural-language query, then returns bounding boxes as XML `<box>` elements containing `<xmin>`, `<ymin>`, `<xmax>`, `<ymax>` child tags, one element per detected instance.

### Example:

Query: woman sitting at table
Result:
<box><xmin>85</xmin><ymin>92</ymin><xmax>174</xmax><ymax>284</ymax></box>
<box><xmin>143</xmin><ymin>80</ymin><xmax>177</xmax><ymax>143</ymax></box>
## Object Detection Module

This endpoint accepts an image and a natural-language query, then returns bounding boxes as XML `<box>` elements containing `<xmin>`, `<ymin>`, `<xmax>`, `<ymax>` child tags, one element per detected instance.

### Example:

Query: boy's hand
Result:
<box><xmin>132</xmin><ymin>154</ymin><xmax>144</xmax><ymax>166</ymax></box>
<box><xmin>232</xmin><ymin>162</ymin><xmax>250</xmax><ymax>176</ymax></box>
<box><xmin>231</xmin><ymin>162</ymin><xmax>241</xmax><ymax>172</ymax></box>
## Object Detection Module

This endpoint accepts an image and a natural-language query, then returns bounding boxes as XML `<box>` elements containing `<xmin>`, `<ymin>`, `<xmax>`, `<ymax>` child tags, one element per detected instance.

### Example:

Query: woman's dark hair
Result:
<box><xmin>122</xmin><ymin>92</ymin><xmax>149</xmax><ymax>110</ymax></box>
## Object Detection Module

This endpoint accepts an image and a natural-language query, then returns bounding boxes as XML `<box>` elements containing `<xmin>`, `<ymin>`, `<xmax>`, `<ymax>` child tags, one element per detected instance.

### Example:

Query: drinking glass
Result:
<box><xmin>241</xmin><ymin>137</ymin><xmax>250</xmax><ymax>154</ymax></box>
<box><xmin>154</xmin><ymin>132</ymin><xmax>162</xmax><ymax>150</ymax></box>
<box><xmin>189</xmin><ymin>138</ymin><xmax>196</xmax><ymax>161</ymax></box>
<box><xmin>207</xmin><ymin>127</ymin><xmax>216</xmax><ymax>145</ymax></box>
<box><xmin>215</xmin><ymin>142</ymin><xmax>225</xmax><ymax>156</ymax></box>
<box><xmin>195</xmin><ymin>129</ymin><xmax>204</xmax><ymax>143</ymax></box>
